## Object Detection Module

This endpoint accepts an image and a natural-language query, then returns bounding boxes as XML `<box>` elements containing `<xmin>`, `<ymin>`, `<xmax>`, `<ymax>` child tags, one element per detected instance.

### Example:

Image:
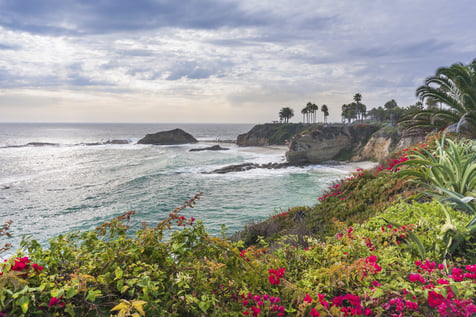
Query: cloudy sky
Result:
<box><xmin>0</xmin><ymin>0</ymin><xmax>475</xmax><ymax>123</ymax></box>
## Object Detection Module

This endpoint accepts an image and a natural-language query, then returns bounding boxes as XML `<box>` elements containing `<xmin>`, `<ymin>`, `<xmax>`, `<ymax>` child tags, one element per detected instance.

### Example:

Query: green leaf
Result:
<box><xmin>199</xmin><ymin>301</ymin><xmax>210</xmax><ymax>313</ymax></box>
<box><xmin>66</xmin><ymin>287</ymin><xmax>76</xmax><ymax>299</ymax></box>
<box><xmin>115</xmin><ymin>266</ymin><xmax>124</xmax><ymax>280</ymax></box>
<box><xmin>16</xmin><ymin>296</ymin><xmax>29</xmax><ymax>313</ymax></box>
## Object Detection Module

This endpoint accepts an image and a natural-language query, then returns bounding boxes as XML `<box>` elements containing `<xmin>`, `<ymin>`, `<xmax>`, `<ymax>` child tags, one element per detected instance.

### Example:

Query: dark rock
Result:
<box><xmin>204</xmin><ymin>161</ymin><xmax>304</xmax><ymax>174</ymax></box>
<box><xmin>138</xmin><ymin>129</ymin><xmax>198</xmax><ymax>145</ymax></box>
<box><xmin>189</xmin><ymin>145</ymin><xmax>229</xmax><ymax>152</ymax></box>
<box><xmin>26</xmin><ymin>142</ymin><xmax>60</xmax><ymax>147</ymax></box>
<box><xmin>106</xmin><ymin>139</ymin><xmax>130</xmax><ymax>145</ymax></box>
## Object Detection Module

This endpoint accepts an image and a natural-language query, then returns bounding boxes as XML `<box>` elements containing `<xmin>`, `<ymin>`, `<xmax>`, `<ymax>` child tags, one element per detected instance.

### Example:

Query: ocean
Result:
<box><xmin>0</xmin><ymin>123</ymin><xmax>361</xmax><ymax>254</ymax></box>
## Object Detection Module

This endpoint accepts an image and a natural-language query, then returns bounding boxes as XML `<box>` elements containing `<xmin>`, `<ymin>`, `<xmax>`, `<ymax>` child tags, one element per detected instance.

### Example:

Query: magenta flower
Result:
<box><xmin>303</xmin><ymin>293</ymin><xmax>312</xmax><ymax>303</ymax></box>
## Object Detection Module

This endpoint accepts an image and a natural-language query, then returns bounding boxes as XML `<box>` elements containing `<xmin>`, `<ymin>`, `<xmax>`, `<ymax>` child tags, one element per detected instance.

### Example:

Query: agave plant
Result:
<box><xmin>398</xmin><ymin>136</ymin><xmax>476</xmax><ymax>260</ymax></box>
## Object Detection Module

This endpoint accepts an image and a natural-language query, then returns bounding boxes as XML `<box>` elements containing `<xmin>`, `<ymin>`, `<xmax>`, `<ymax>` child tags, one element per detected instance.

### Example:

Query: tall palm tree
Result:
<box><xmin>301</xmin><ymin>106</ymin><xmax>309</xmax><ymax>123</ymax></box>
<box><xmin>321</xmin><ymin>104</ymin><xmax>329</xmax><ymax>123</ymax></box>
<box><xmin>279</xmin><ymin>107</ymin><xmax>294</xmax><ymax>123</ymax></box>
<box><xmin>306</xmin><ymin>102</ymin><xmax>313</xmax><ymax>124</ymax></box>
<box><xmin>309</xmin><ymin>103</ymin><xmax>319</xmax><ymax>123</ymax></box>
<box><xmin>401</xmin><ymin>59</ymin><xmax>476</xmax><ymax>136</ymax></box>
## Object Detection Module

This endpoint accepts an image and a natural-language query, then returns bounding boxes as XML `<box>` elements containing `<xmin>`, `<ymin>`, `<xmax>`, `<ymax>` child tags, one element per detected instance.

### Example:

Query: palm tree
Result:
<box><xmin>353</xmin><ymin>93</ymin><xmax>362</xmax><ymax>103</ymax></box>
<box><xmin>279</xmin><ymin>107</ymin><xmax>294</xmax><ymax>123</ymax></box>
<box><xmin>321</xmin><ymin>104</ymin><xmax>329</xmax><ymax>123</ymax></box>
<box><xmin>301</xmin><ymin>106</ymin><xmax>309</xmax><ymax>124</ymax></box>
<box><xmin>401</xmin><ymin>59</ymin><xmax>476</xmax><ymax>136</ymax></box>
<box><xmin>309</xmin><ymin>103</ymin><xmax>319</xmax><ymax>123</ymax></box>
<box><xmin>341</xmin><ymin>103</ymin><xmax>356</xmax><ymax>123</ymax></box>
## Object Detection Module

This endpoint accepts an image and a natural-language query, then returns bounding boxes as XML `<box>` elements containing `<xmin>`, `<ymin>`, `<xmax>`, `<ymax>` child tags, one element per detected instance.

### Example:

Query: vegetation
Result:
<box><xmin>301</xmin><ymin>102</ymin><xmax>319</xmax><ymax>124</ymax></box>
<box><xmin>279</xmin><ymin>107</ymin><xmax>294</xmax><ymax>123</ymax></box>
<box><xmin>341</xmin><ymin>93</ymin><xmax>367</xmax><ymax>123</ymax></box>
<box><xmin>321</xmin><ymin>105</ymin><xmax>329</xmax><ymax>123</ymax></box>
<box><xmin>399</xmin><ymin>59</ymin><xmax>476</xmax><ymax>137</ymax></box>
<box><xmin>2</xmin><ymin>59</ymin><xmax>476</xmax><ymax>316</ymax></box>
<box><xmin>2</xmin><ymin>133</ymin><xmax>475</xmax><ymax>316</ymax></box>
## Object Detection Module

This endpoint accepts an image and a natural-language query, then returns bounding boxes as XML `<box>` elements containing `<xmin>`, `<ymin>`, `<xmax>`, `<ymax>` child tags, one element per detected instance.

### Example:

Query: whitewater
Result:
<box><xmin>0</xmin><ymin>123</ymin><xmax>367</xmax><ymax>253</ymax></box>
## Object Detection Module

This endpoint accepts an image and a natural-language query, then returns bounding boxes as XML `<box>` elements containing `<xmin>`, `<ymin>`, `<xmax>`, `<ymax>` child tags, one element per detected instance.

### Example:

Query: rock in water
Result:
<box><xmin>138</xmin><ymin>129</ymin><xmax>198</xmax><ymax>145</ymax></box>
<box><xmin>189</xmin><ymin>145</ymin><xmax>229</xmax><ymax>152</ymax></box>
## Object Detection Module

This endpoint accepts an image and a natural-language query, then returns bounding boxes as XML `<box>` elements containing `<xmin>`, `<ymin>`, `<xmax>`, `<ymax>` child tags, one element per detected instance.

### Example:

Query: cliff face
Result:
<box><xmin>285</xmin><ymin>124</ymin><xmax>399</xmax><ymax>164</ymax></box>
<box><xmin>237</xmin><ymin>123</ymin><xmax>307</xmax><ymax>146</ymax></box>
<box><xmin>239</xmin><ymin>123</ymin><xmax>426</xmax><ymax>164</ymax></box>
<box><xmin>285</xmin><ymin>126</ymin><xmax>352</xmax><ymax>163</ymax></box>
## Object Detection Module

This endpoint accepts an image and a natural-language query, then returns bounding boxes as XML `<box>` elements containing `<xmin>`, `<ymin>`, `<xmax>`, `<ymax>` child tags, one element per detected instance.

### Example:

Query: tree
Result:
<box><xmin>384</xmin><ymin>99</ymin><xmax>399</xmax><ymax>125</ymax></box>
<box><xmin>301</xmin><ymin>106</ymin><xmax>309</xmax><ymax>124</ymax></box>
<box><xmin>401</xmin><ymin>59</ymin><xmax>476</xmax><ymax>136</ymax></box>
<box><xmin>321</xmin><ymin>104</ymin><xmax>329</xmax><ymax>123</ymax></box>
<box><xmin>341</xmin><ymin>103</ymin><xmax>356</xmax><ymax>123</ymax></box>
<box><xmin>309</xmin><ymin>103</ymin><xmax>319</xmax><ymax>123</ymax></box>
<box><xmin>352</xmin><ymin>93</ymin><xmax>366</xmax><ymax>121</ymax></box>
<box><xmin>279</xmin><ymin>107</ymin><xmax>294</xmax><ymax>123</ymax></box>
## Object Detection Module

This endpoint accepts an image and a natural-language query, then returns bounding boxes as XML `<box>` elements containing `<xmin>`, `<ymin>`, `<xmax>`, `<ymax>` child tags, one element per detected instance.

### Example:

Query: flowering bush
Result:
<box><xmin>1</xmin><ymin>136</ymin><xmax>475</xmax><ymax>316</ymax></box>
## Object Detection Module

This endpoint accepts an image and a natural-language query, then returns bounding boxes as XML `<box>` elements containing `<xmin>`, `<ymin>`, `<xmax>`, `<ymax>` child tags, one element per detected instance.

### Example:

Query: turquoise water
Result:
<box><xmin>0</xmin><ymin>123</ymin><xmax>356</xmax><ymax>252</ymax></box>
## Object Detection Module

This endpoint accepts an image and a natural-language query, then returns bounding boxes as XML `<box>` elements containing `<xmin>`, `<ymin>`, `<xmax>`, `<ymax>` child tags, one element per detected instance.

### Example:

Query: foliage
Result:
<box><xmin>0</xmin><ymin>220</ymin><xmax>13</xmax><ymax>254</ymax></box>
<box><xmin>400</xmin><ymin>59</ymin><xmax>476</xmax><ymax>137</ymax></box>
<box><xmin>2</xmin><ymin>133</ymin><xmax>476</xmax><ymax>316</ymax></box>
<box><xmin>396</xmin><ymin>135</ymin><xmax>476</xmax><ymax>262</ymax></box>
<box><xmin>279</xmin><ymin>107</ymin><xmax>294</xmax><ymax>123</ymax></box>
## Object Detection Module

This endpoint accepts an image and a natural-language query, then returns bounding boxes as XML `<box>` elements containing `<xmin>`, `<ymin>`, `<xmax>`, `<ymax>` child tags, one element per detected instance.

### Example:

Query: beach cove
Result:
<box><xmin>0</xmin><ymin>122</ymin><xmax>376</xmax><ymax>253</ymax></box>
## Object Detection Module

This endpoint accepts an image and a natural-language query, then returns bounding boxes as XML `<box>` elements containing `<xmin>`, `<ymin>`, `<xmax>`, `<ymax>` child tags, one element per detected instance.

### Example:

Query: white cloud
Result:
<box><xmin>0</xmin><ymin>0</ymin><xmax>475</xmax><ymax>123</ymax></box>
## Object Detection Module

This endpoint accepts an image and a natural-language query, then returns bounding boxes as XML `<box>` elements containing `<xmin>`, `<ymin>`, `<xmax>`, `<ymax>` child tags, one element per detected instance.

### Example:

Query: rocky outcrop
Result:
<box><xmin>237</xmin><ymin>123</ymin><xmax>307</xmax><ymax>146</ymax></box>
<box><xmin>351</xmin><ymin>128</ymin><xmax>426</xmax><ymax>162</ymax></box>
<box><xmin>190</xmin><ymin>145</ymin><xmax>229</xmax><ymax>152</ymax></box>
<box><xmin>285</xmin><ymin>124</ymin><xmax>380</xmax><ymax>164</ymax></box>
<box><xmin>138</xmin><ymin>129</ymin><xmax>198</xmax><ymax>145</ymax></box>
<box><xmin>286</xmin><ymin>126</ymin><xmax>352</xmax><ymax>164</ymax></box>
<box><xmin>205</xmin><ymin>162</ymin><xmax>303</xmax><ymax>174</ymax></box>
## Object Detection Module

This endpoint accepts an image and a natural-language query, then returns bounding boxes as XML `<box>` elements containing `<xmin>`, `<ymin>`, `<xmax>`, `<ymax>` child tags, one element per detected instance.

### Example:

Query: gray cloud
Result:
<box><xmin>0</xmin><ymin>0</ymin><xmax>475</xmax><ymax>123</ymax></box>
<box><xmin>0</xmin><ymin>0</ymin><xmax>271</xmax><ymax>35</ymax></box>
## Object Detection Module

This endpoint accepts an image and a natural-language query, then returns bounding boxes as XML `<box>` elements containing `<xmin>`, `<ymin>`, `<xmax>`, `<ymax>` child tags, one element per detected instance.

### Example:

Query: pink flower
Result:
<box><xmin>409</xmin><ymin>273</ymin><xmax>425</xmax><ymax>283</ymax></box>
<box><xmin>303</xmin><ymin>293</ymin><xmax>312</xmax><ymax>303</ymax></box>
<box><xmin>48</xmin><ymin>297</ymin><xmax>65</xmax><ymax>308</ymax></box>
<box><xmin>436</xmin><ymin>278</ymin><xmax>449</xmax><ymax>285</ymax></box>
<box><xmin>310</xmin><ymin>308</ymin><xmax>320</xmax><ymax>316</ymax></box>
<box><xmin>32</xmin><ymin>263</ymin><xmax>44</xmax><ymax>271</ymax></box>
<box><xmin>427</xmin><ymin>291</ymin><xmax>445</xmax><ymax>308</ymax></box>
<box><xmin>448</xmin><ymin>267</ymin><xmax>464</xmax><ymax>282</ymax></box>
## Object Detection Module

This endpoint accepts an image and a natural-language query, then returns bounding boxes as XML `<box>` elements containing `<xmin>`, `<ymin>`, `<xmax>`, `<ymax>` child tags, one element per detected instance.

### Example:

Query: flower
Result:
<box><xmin>310</xmin><ymin>308</ymin><xmax>320</xmax><ymax>316</ymax></box>
<box><xmin>48</xmin><ymin>297</ymin><xmax>65</xmax><ymax>308</ymax></box>
<box><xmin>32</xmin><ymin>263</ymin><xmax>44</xmax><ymax>271</ymax></box>
<box><xmin>303</xmin><ymin>293</ymin><xmax>312</xmax><ymax>303</ymax></box>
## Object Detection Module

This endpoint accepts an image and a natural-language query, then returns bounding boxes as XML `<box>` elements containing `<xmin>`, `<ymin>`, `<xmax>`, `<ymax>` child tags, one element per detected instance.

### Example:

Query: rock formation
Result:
<box><xmin>237</xmin><ymin>123</ymin><xmax>307</xmax><ymax>146</ymax></box>
<box><xmin>138</xmin><ymin>129</ymin><xmax>198</xmax><ymax>145</ymax></box>
<box><xmin>189</xmin><ymin>145</ymin><xmax>229</xmax><ymax>152</ymax></box>
<box><xmin>285</xmin><ymin>126</ymin><xmax>353</xmax><ymax>164</ymax></box>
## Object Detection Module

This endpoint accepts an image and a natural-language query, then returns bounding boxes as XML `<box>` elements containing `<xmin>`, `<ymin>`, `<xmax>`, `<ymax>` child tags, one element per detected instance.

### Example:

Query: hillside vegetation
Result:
<box><xmin>1</xmin><ymin>132</ymin><xmax>475</xmax><ymax>316</ymax></box>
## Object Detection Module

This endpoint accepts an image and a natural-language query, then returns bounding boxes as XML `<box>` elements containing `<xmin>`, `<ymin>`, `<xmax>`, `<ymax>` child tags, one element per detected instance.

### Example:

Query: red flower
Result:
<box><xmin>303</xmin><ymin>293</ymin><xmax>312</xmax><ymax>303</ymax></box>
<box><xmin>48</xmin><ymin>297</ymin><xmax>65</xmax><ymax>308</ymax></box>
<box><xmin>32</xmin><ymin>263</ymin><xmax>44</xmax><ymax>271</ymax></box>
<box><xmin>310</xmin><ymin>308</ymin><xmax>320</xmax><ymax>316</ymax></box>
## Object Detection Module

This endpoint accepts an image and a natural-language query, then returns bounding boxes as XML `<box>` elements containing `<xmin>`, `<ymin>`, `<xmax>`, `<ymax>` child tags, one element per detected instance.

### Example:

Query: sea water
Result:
<box><xmin>0</xmin><ymin>123</ymin><xmax>360</xmax><ymax>253</ymax></box>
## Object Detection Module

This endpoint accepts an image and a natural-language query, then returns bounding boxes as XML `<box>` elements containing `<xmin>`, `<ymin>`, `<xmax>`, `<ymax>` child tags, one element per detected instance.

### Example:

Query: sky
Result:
<box><xmin>0</xmin><ymin>0</ymin><xmax>475</xmax><ymax>123</ymax></box>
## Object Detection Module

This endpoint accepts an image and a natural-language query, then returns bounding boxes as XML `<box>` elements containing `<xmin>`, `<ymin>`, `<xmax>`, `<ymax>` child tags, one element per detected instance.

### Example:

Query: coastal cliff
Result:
<box><xmin>285</xmin><ymin>124</ymin><xmax>380</xmax><ymax>163</ymax></box>
<box><xmin>285</xmin><ymin>124</ymin><xmax>425</xmax><ymax>164</ymax></box>
<box><xmin>237</xmin><ymin>123</ymin><xmax>426</xmax><ymax>164</ymax></box>
<box><xmin>237</xmin><ymin>123</ymin><xmax>308</xmax><ymax>146</ymax></box>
